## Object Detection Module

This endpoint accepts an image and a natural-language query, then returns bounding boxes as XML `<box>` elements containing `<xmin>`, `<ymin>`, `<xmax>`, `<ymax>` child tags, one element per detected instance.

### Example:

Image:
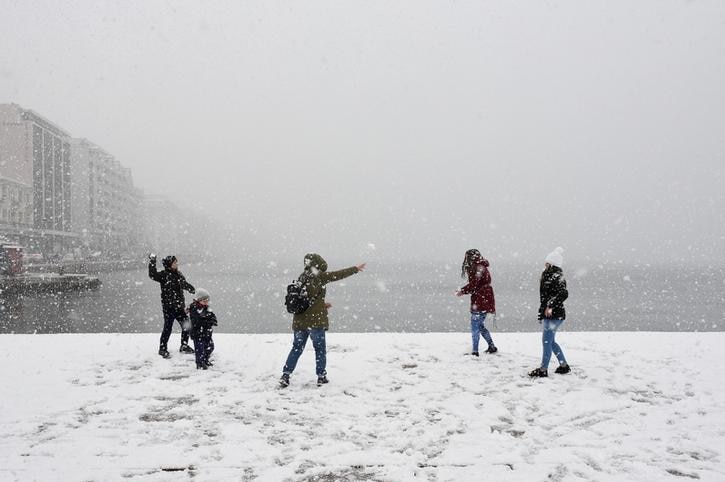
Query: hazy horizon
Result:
<box><xmin>2</xmin><ymin>1</ymin><xmax>724</xmax><ymax>266</ymax></box>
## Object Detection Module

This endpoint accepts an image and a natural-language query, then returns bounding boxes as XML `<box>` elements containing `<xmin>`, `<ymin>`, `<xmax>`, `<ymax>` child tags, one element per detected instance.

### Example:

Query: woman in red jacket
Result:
<box><xmin>456</xmin><ymin>249</ymin><xmax>498</xmax><ymax>355</ymax></box>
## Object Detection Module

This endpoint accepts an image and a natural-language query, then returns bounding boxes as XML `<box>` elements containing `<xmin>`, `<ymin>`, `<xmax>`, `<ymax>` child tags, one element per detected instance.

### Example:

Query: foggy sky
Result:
<box><xmin>2</xmin><ymin>0</ymin><xmax>724</xmax><ymax>266</ymax></box>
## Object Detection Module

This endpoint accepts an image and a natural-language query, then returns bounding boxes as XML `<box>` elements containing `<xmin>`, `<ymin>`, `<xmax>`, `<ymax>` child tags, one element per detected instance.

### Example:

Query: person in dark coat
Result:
<box><xmin>188</xmin><ymin>288</ymin><xmax>217</xmax><ymax>370</ymax></box>
<box><xmin>279</xmin><ymin>253</ymin><xmax>366</xmax><ymax>388</ymax></box>
<box><xmin>529</xmin><ymin>247</ymin><xmax>571</xmax><ymax>377</ymax></box>
<box><xmin>148</xmin><ymin>254</ymin><xmax>196</xmax><ymax>358</ymax></box>
<box><xmin>456</xmin><ymin>249</ymin><xmax>498</xmax><ymax>355</ymax></box>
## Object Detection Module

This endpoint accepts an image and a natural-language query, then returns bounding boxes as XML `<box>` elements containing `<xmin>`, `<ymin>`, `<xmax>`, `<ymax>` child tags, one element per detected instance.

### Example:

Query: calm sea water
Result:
<box><xmin>1</xmin><ymin>262</ymin><xmax>723</xmax><ymax>334</ymax></box>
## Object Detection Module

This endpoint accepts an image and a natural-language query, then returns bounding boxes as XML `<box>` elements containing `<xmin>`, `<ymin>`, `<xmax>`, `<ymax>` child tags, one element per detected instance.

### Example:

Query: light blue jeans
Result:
<box><xmin>283</xmin><ymin>328</ymin><xmax>327</xmax><ymax>377</ymax></box>
<box><xmin>471</xmin><ymin>311</ymin><xmax>495</xmax><ymax>353</ymax></box>
<box><xmin>541</xmin><ymin>318</ymin><xmax>567</xmax><ymax>369</ymax></box>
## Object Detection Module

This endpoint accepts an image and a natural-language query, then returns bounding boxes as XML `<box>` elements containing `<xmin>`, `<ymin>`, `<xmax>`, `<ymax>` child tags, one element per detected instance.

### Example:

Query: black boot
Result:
<box><xmin>317</xmin><ymin>375</ymin><xmax>329</xmax><ymax>386</ymax></box>
<box><xmin>555</xmin><ymin>364</ymin><xmax>571</xmax><ymax>374</ymax></box>
<box><xmin>180</xmin><ymin>344</ymin><xmax>195</xmax><ymax>354</ymax></box>
<box><xmin>470</xmin><ymin>351</ymin><xmax>480</xmax><ymax>357</ymax></box>
<box><xmin>528</xmin><ymin>367</ymin><xmax>548</xmax><ymax>378</ymax></box>
<box><xmin>485</xmin><ymin>346</ymin><xmax>498</xmax><ymax>354</ymax></box>
<box><xmin>279</xmin><ymin>373</ymin><xmax>290</xmax><ymax>388</ymax></box>
<box><xmin>196</xmin><ymin>362</ymin><xmax>208</xmax><ymax>370</ymax></box>
<box><xmin>158</xmin><ymin>347</ymin><xmax>170</xmax><ymax>359</ymax></box>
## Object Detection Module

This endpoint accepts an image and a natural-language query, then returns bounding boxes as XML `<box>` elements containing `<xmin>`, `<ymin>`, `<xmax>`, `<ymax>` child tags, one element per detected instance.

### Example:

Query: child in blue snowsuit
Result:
<box><xmin>188</xmin><ymin>288</ymin><xmax>217</xmax><ymax>370</ymax></box>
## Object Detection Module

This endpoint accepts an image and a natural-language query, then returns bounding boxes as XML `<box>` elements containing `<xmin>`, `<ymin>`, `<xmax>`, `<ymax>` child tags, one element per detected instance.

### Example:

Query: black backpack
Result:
<box><xmin>285</xmin><ymin>278</ymin><xmax>313</xmax><ymax>314</ymax></box>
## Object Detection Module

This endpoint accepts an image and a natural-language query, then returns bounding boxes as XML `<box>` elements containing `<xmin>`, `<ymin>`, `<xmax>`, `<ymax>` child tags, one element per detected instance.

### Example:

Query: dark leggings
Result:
<box><xmin>159</xmin><ymin>308</ymin><xmax>190</xmax><ymax>349</ymax></box>
<box><xmin>193</xmin><ymin>336</ymin><xmax>214</xmax><ymax>366</ymax></box>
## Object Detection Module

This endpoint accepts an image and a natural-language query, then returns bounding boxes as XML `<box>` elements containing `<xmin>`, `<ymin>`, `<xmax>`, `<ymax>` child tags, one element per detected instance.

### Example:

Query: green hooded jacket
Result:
<box><xmin>292</xmin><ymin>253</ymin><xmax>360</xmax><ymax>331</ymax></box>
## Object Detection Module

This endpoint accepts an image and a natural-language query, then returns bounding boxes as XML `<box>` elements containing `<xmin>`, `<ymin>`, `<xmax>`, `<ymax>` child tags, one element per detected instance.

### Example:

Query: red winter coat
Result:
<box><xmin>460</xmin><ymin>259</ymin><xmax>496</xmax><ymax>313</ymax></box>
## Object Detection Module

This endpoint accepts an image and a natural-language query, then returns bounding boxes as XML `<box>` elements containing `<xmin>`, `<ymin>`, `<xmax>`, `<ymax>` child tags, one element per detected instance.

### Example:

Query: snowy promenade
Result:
<box><xmin>1</xmin><ymin>332</ymin><xmax>723</xmax><ymax>481</ymax></box>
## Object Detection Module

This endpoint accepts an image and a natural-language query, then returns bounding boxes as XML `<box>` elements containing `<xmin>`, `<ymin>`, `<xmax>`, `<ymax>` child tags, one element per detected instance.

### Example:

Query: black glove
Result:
<box><xmin>149</xmin><ymin>253</ymin><xmax>157</xmax><ymax>262</ymax></box>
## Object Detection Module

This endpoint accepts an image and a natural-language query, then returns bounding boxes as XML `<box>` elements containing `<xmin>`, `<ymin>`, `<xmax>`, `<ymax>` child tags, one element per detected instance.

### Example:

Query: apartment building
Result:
<box><xmin>0</xmin><ymin>104</ymin><xmax>143</xmax><ymax>255</ymax></box>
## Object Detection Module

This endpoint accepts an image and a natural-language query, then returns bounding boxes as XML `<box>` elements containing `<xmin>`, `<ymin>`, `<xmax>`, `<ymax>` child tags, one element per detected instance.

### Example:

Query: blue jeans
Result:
<box><xmin>541</xmin><ymin>318</ymin><xmax>567</xmax><ymax>369</ymax></box>
<box><xmin>470</xmin><ymin>312</ymin><xmax>495</xmax><ymax>352</ymax></box>
<box><xmin>283</xmin><ymin>328</ymin><xmax>327</xmax><ymax>377</ymax></box>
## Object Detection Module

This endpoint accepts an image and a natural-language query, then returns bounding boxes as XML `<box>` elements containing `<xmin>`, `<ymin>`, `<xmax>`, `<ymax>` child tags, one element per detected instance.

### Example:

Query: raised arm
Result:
<box><xmin>321</xmin><ymin>263</ymin><xmax>365</xmax><ymax>284</ymax></box>
<box><xmin>148</xmin><ymin>258</ymin><xmax>162</xmax><ymax>282</ymax></box>
<box><xmin>321</xmin><ymin>266</ymin><xmax>359</xmax><ymax>284</ymax></box>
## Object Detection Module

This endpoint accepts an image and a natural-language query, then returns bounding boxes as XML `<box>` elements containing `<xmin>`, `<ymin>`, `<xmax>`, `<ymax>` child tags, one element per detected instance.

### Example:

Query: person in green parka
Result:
<box><xmin>279</xmin><ymin>253</ymin><xmax>366</xmax><ymax>388</ymax></box>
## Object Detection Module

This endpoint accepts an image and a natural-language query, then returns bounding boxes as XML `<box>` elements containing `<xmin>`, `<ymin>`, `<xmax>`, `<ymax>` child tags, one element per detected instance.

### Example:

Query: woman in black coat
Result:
<box><xmin>149</xmin><ymin>254</ymin><xmax>196</xmax><ymax>358</ymax></box>
<box><xmin>529</xmin><ymin>247</ymin><xmax>571</xmax><ymax>377</ymax></box>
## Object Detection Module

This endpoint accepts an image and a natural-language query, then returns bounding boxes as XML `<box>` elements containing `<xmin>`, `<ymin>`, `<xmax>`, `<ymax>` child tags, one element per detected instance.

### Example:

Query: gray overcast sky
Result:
<box><xmin>2</xmin><ymin>0</ymin><xmax>724</xmax><ymax>266</ymax></box>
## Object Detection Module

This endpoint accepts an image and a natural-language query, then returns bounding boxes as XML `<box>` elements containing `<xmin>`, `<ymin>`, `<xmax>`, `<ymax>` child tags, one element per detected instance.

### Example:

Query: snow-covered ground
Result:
<box><xmin>1</xmin><ymin>332</ymin><xmax>723</xmax><ymax>481</ymax></box>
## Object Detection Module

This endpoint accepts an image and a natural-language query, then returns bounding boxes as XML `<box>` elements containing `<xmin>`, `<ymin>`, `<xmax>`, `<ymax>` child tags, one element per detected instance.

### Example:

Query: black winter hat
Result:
<box><xmin>162</xmin><ymin>255</ymin><xmax>177</xmax><ymax>269</ymax></box>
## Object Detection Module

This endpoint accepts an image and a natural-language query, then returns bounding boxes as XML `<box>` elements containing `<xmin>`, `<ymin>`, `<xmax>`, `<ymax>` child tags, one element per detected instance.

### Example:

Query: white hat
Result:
<box><xmin>545</xmin><ymin>247</ymin><xmax>564</xmax><ymax>268</ymax></box>
<box><xmin>194</xmin><ymin>288</ymin><xmax>210</xmax><ymax>301</ymax></box>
